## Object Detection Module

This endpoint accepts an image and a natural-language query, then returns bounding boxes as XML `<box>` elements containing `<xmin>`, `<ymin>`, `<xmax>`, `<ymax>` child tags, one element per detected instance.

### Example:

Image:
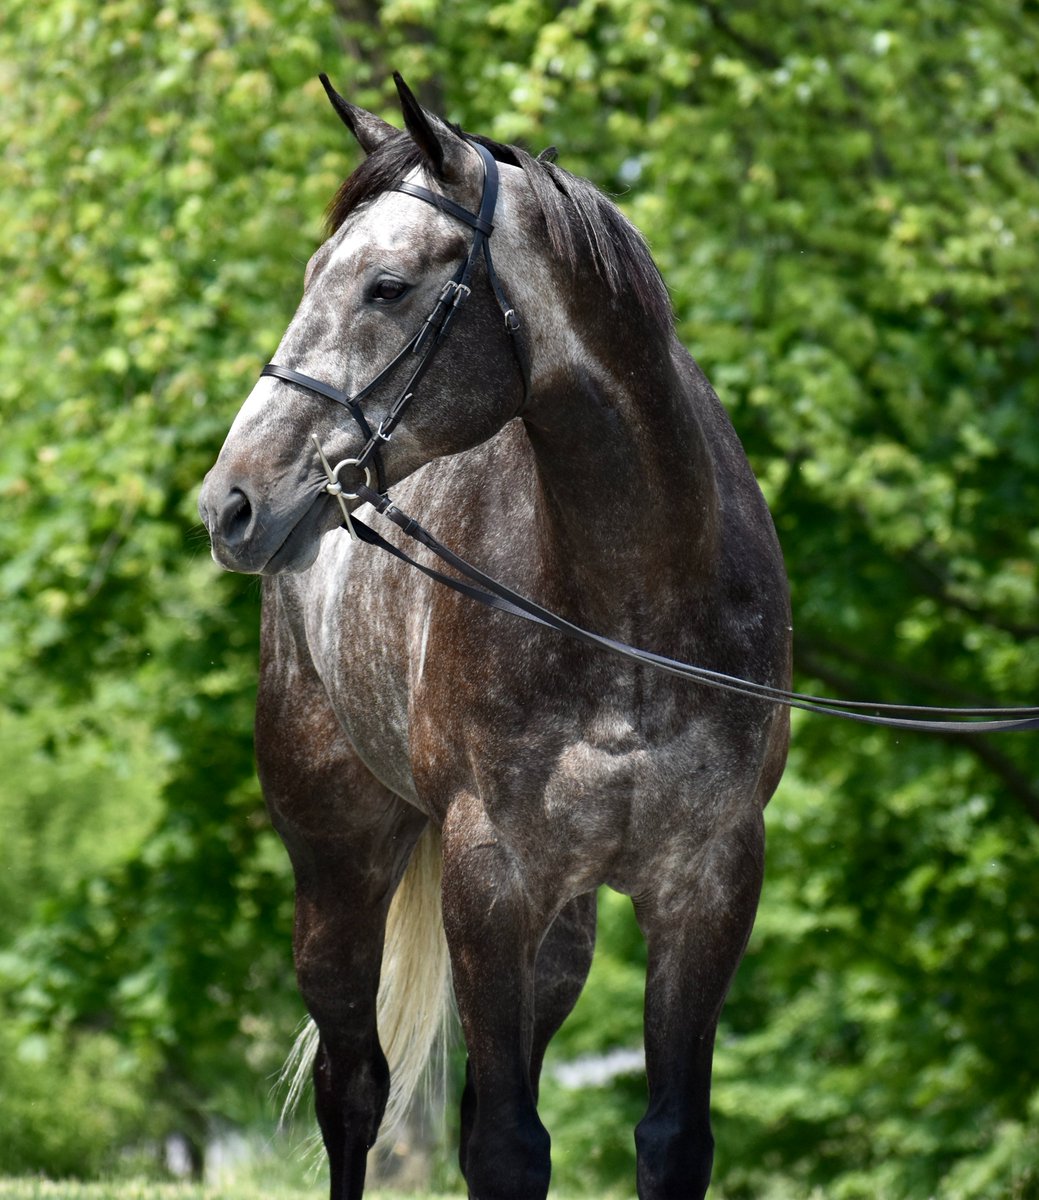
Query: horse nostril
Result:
<box><xmin>220</xmin><ymin>487</ymin><xmax>253</xmax><ymax>544</ymax></box>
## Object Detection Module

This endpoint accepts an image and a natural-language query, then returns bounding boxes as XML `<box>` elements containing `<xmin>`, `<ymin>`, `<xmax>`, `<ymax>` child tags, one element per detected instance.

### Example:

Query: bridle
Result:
<box><xmin>253</xmin><ymin>142</ymin><xmax>1039</xmax><ymax>736</ymax></box>
<box><xmin>259</xmin><ymin>140</ymin><xmax>524</xmax><ymax>514</ymax></box>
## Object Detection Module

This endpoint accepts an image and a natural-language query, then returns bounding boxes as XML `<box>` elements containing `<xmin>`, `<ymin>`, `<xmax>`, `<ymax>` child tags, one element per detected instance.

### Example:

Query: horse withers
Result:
<box><xmin>198</xmin><ymin>73</ymin><xmax>791</xmax><ymax>1200</ymax></box>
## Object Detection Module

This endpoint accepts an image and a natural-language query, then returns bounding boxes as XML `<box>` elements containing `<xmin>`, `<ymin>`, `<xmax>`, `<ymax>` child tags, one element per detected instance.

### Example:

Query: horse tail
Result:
<box><xmin>280</xmin><ymin>823</ymin><xmax>452</xmax><ymax>1135</ymax></box>
<box><xmin>377</xmin><ymin>822</ymin><xmax>452</xmax><ymax>1130</ymax></box>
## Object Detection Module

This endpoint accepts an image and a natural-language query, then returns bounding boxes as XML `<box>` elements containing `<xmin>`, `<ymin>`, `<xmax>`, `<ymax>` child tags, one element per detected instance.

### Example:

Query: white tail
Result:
<box><xmin>280</xmin><ymin>824</ymin><xmax>453</xmax><ymax>1135</ymax></box>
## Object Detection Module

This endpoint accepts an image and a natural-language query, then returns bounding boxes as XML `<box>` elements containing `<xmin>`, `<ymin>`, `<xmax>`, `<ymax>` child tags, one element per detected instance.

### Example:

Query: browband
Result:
<box><xmin>395</xmin><ymin>180</ymin><xmax>495</xmax><ymax>236</ymax></box>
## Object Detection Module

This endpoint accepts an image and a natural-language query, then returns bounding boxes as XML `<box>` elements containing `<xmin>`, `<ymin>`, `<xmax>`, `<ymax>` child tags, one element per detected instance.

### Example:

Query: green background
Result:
<box><xmin>1</xmin><ymin>0</ymin><xmax>1037</xmax><ymax>1195</ymax></box>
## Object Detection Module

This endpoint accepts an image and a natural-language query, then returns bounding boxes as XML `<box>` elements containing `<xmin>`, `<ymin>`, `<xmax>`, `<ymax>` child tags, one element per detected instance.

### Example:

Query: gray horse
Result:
<box><xmin>199</xmin><ymin>74</ymin><xmax>791</xmax><ymax>1200</ymax></box>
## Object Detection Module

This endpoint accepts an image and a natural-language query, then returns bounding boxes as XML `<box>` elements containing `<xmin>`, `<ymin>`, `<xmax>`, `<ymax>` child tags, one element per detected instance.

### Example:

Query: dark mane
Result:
<box><xmin>326</xmin><ymin>131</ymin><xmax>673</xmax><ymax>332</ymax></box>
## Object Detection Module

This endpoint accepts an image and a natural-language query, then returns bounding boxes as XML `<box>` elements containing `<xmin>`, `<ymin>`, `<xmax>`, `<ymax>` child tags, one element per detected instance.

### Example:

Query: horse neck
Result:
<box><xmin>522</xmin><ymin>324</ymin><xmax>720</xmax><ymax>616</ymax></box>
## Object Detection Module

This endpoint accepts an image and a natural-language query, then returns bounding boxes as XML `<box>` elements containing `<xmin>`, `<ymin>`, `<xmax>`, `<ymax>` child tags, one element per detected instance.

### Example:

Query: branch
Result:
<box><xmin>795</xmin><ymin>633</ymin><xmax>1000</xmax><ymax>709</ymax></box>
<box><xmin>701</xmin><ymin>2</ymin><xmax>782</xmax><ymax>70</ymax></box>
<box><xmin>894</xmin><ymin>545</ymin><xmax>1039</xmax><ymax>639</ymax></box>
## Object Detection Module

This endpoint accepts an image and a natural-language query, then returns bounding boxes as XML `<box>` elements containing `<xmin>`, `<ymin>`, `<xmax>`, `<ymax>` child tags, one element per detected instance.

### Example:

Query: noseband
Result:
<box><xmin>259</xmin><ymin>140</ymin><xmax>523</xmax><ymax>520</ymax></box>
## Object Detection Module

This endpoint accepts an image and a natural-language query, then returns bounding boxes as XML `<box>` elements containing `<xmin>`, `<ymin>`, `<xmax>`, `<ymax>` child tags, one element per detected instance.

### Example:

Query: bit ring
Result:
<box><xmin>328</xmin><ymin>457</ymin><xmax>374</xmax><ymax>501</ymax></box>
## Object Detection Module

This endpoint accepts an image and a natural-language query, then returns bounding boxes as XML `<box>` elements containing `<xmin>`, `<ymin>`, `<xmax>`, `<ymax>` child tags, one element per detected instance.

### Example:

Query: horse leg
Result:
<box><xmin>256</xmin><ymin>649</ymin><xmax>427</xmax><ymax>1199</ymax></box>
<box><xmin>441</xmin><ymin>802</ymin><xmax>564</xmax><ymax>1200</ymax></box>
<box><xmin>297</xmin><ymin>877</ymin><xmax>385</xmax><ymax>1197</ymax></box>
<box><xmin>458</xmin><ymin>891</ymin><xmax>597</xmax><ymax>1174</ymax></box>
<box><xmin>291</xmin><ymin>817</ymin><xmax>425</xmax><ymax>1200</ymax></box>
<box><xmin>633</xmin><ymin>812</ymin><xmax>765</xmax><ymax>1200</ymax></box>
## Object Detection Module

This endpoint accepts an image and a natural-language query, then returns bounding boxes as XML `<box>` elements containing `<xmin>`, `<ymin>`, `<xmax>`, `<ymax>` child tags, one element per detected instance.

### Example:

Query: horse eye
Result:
<box><xmin>371</xmin><ymin>278</ymin><xmax>409</xmax><ymax>303</ymax></box>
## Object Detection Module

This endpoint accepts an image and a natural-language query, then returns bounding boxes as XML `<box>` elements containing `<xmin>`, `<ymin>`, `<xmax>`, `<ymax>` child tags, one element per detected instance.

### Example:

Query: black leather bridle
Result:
<box><xmin>259</xmin><ymin>140</ymin><xmax>524</xmax><ymax>499</ymax></box>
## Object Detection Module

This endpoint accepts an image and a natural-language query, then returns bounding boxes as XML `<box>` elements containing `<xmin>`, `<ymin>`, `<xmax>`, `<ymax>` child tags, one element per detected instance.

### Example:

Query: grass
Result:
<box><xmin>0</xmin><ymin>1182</ymin><xmax>637</xmax><ymax>1200</ymax></box>
<box><xmin>0</xmin><ymin>1185</ymin><xmax>460</xmax><ymax>1200</ymax></box>
<box><xmin>0</xmin><ymin>1182</ymin><xmax>643</xmax><ymax>1200</ymax></box>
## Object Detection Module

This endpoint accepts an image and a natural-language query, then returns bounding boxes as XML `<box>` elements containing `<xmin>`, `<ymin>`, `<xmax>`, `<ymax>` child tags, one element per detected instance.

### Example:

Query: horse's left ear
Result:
<box><xmin>320</xmin><ymin>73</ymin><xmax>397</xmax><ymax>155</ymax></box>
<box><xmin>394</xmin><ymin>72</ymin><xmax>470</xmax><ymax>182</ymax></box>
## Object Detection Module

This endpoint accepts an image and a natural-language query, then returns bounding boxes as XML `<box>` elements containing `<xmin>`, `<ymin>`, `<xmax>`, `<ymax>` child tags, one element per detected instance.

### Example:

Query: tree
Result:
<box><xmin>1</xmin><ymin>0</ymin><xmax>1036</xmax><ymax>1192</ymax></box>
<box><xmin>0</xmin><ymin>0</ymin><xmax>351</xmax><ymax>1170</ymax></box>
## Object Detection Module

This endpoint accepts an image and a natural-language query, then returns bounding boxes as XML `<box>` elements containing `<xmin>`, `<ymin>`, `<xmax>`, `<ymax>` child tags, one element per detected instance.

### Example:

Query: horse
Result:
<box><xmin>198</xmin><ymin>72</ymin><xmax>792</xmax><ymax>1200</ymax></box>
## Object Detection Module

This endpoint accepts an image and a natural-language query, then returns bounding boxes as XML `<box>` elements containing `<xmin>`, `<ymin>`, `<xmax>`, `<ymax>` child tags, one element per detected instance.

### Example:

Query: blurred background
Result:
<box><xmin>1</xmin><ymin>0</ymin><xmax>1037</xmax><ymax>1196</ymax></box>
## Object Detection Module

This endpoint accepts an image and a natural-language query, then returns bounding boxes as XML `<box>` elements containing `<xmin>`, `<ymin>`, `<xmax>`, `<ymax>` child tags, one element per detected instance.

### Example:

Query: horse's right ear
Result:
<box><xmin>319</xmin><ymin>74</ymin><xmax>397</xmax><ymax>155</ymax></box>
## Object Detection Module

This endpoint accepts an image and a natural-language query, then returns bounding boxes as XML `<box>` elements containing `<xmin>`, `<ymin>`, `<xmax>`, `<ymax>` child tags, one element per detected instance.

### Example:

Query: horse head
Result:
<box><xmin>199</xmin><ymin>75</ymin><xmax>530</xmax><ymax>574</ymax></box>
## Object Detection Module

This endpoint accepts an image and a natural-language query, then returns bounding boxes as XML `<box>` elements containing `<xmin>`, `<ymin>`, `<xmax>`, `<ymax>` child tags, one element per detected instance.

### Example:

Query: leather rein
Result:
<box><xmin>258</xmin><ymin>142</ymin><xmax>1039</xmax><ymax>736</ymax></box>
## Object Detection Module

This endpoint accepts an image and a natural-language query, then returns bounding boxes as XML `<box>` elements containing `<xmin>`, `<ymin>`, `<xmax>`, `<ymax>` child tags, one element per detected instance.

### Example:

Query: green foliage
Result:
<box><xmin>2</xmin><ymin>0</ymin><xmax>1037</xmax><ymax>1193</ymax></box>
<box><xmin>0</xmin><ymin>1022</ymin><xmax>149</xmax><ymax>1176</ymax></box>
<box><xmin>0</xmin><ymin>0</ymin><xmax>340</xmax><ymax>1163</ymax></box>
<box><xmin>0</xmin><ymin>700</ymin><xmax>162</xmax><ymax>941</ymax></box>
<box><xmin>711</xmin><ymin>743</ymin><xmax>1039</xmax><ymax>1198</ymax></box>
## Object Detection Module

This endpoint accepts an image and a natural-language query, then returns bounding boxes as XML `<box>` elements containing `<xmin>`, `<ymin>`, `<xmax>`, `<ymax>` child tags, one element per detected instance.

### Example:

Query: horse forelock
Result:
<box><xmin>325</xmin><ymin>133</ymin><xmax>428</xmax><ymax>235</ymax></box>
<box><xmin>325</xmin><ymin>129</ymin><xmax>673</xmax><ymax>336</ymax></box>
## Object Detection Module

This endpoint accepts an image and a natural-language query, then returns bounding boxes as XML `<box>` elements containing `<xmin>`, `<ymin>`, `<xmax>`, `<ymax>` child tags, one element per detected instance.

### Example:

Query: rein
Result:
<box><xmin>341</xmin><ymin>486</ymin><xmax>1039</xmax><ymax>736</ymax></box>
<box><xmin>262</xmin><ymin>142</ymin><xmax>1039</xmax><ymax>736</ymax></box>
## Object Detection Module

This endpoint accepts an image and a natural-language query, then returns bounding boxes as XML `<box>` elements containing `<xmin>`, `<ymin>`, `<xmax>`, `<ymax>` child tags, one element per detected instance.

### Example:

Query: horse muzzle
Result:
<box><xmin>198</xmin><ymin>465</ymin><xmax>337</xmax><ymax>575</ymax></box>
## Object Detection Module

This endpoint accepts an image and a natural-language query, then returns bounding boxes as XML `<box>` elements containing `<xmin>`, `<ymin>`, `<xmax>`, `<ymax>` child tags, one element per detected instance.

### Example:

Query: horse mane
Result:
<box><xmin>326</xmin><ymin>130</ymin><xmax>673</xmax><ymax>333</ymax></box>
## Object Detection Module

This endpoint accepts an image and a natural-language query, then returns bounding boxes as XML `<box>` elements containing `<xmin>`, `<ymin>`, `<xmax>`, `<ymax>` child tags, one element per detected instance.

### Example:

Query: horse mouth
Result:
<box><xmin>259</xmin><ymin>493</ymin><xmax>343</xmax><ymax>574</ymax></box>
<box><xmin>208</xmin><ymin>490</ymin><xmax>338</xmax><ymax>576</ymax></box>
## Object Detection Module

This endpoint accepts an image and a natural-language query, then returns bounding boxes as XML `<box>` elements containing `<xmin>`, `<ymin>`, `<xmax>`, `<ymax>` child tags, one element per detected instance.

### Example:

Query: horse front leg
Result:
<box><xmin>257</xmin><ymin>663</ymin><xmax>427</xmax><ymax>1197</ymax></box>
<box><xmin>633</xmin><ymin>811</ymin><xmax>765</xmax><ymax>1200</ymax></box>
<box><xmin>528</xmin><ymin>890</ymin><xmax>598</xmax><ymax>1094</ymax></box>
<box><xmin>291</xmin><ymin>857</ymin><xmax>398</xmax><ymax>1199</ymax></box>
<box><xmin>442</xmin><ymin>799</ymin><xmax>557</xmax><ymax>1200</ymax></box>
<box><xmin>281</xmin><ymin>798</ymin><xmax>430</xmax><ymax>1200</ymax></box>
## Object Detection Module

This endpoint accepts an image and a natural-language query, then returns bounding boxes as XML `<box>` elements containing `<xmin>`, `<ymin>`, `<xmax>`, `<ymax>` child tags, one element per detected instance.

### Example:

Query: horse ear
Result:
<box><xmin>319</xmin><ymin>74</ymin><xmax>397</xmax><ymax>155</ymax></box>
<box><xmin>393</xmin><ymin>72</ymin><xmax>469</xmax><ymax>182</ymax></box>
